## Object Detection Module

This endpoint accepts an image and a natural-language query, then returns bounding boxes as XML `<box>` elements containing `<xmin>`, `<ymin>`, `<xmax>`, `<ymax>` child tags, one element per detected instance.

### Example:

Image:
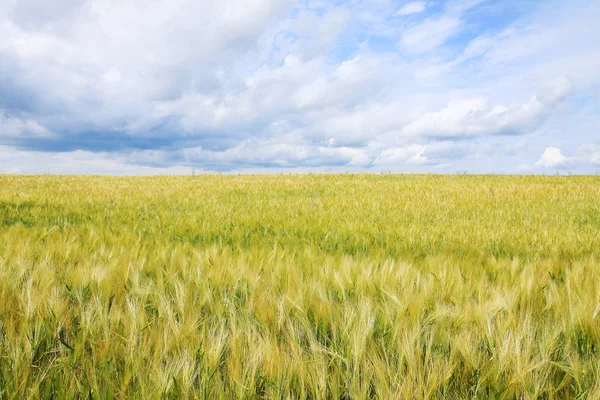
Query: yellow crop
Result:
<box><xmin>1</xmin><ymin>174</ymin><xmax>599</xmax><ymax>398</ymax></box>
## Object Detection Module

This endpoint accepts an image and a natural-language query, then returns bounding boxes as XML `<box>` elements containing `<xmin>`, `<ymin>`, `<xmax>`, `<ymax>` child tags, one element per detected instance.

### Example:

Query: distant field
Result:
<box><xmin>1</xmin><ymin>174</ymin><xmax>600</xmax><ymax>399</ymax></box>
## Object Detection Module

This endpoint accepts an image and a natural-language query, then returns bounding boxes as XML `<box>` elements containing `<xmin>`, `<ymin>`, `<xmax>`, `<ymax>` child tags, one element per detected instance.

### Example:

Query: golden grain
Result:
<box><xmin>1</xmin><ymin>174</ymin><xmax>599</xmax><ymax>398</ymax></box>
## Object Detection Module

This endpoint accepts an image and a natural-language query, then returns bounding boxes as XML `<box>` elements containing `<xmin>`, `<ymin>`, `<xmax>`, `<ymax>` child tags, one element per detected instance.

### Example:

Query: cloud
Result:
<box><xmin>403</xmin><ymin>96</ymin><xmax>543</xmax><ymax>138</ymax></box>
<box><xmin>403</xmin><ymin>76</ymin><xmax>572</xmax><ymax>138</ymax></box>
<box><xmin>536</xmin><ymin>76</ymin><xmax>573</xmax><ymax>105</ymax></box>
<box><xmin>454</xmin><ymin>1</ymin><xmax>600</xmax><ymax>87</ymax></box>
<box><xmin>0</xmin><ymin>145</ymin><xmax>191</xmax><ymax>175</ymax></box>
<box><xmin>0</xmin><ymin>0</ymin><xmax>295</xmax><ymax>126</ymax></box>
<box><xmin>397</xmin><ymin>2</ymin><xmax>427</xmax><ymax>16</ymax></box>
<box><xmin>531</xmin><ymin>143</ymin><xmax>600</xmax><ymax>170</ymax></box>
<box><xmin>0</xmin><ymin>112</ymin><xmax>52</xmax><ymax>139</ymax></box>
<box><xmin>400</xmin><ymin>17</ymin><xmax>461</xmax><ymax>54</ymax></box>
<box><xmin>179</xmin><ymin>140</ymin><xmax>372</xmax><ymax>170</ymax></box>
<box><xmin>0</xmin><ymin>0</ymin><xmax>599</xmax><ymax>174</ymax></box>
<box><xmin>372</xmin><ymin>141</ymin><xmax>480</xmax><ymax>167</ymax></box>
<box><xmin>399</xmin><ymin>0</ymin><xmax>486</xmax><ymax>54</ymax></box>
<box><xmin>373</xmin><ymin>145</ymin><xmax>430</xmax><ymax>166</ymax></box>
<box><xmin>536</xmin><ymin>147</ymin><xmax>568</xmax><ymax>168</ymax></box>
<box><xmin>446</xmin><ymin>0</ymin><xmax>486</xmax><ymax>14</ymax></box>
<box><xmin>577</xmin><ymin>143</ymin><xmax>600</xmax><ymax>165</ymax></box>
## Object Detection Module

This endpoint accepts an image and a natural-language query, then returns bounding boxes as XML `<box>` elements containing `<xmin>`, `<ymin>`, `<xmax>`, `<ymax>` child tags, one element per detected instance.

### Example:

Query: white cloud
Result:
<box><xmin>446</xmin><ymin>0</ymin><xmax>487</xmax><ymax>14</ymax></box>
<box><xmin>0</xmin><ymin>145</ymin><xmax>191</xmax><ymax>175</ymax></box>
<box><xmin>0</xmin><ymin>0</ymin><xmax>296</xmax><ymax>132</ymax></box>
<box><xmin>400</xmin><ymin>17</ymin><xmax>461</xmax><ymax>54</ymax></box>
<box><xmin>536</xmin><ymin>147</ymin><xmax>568</xmax><ymax>168</ymax></box>
<box><xmin>397</xmin><ymin>2</ymin><xmax>427</xmax><ymax>16</ymax></box>
<box><xmin>403</xmin><ymin>96</ymin><xmax>544</xmax><ymax>138</ymax></box>
<box><xmin>517</xmin><ymin>163</ymin><xmax>534</xmax><ymax>172</ymax></box>
<box><xmin>403</xmin><ymin>77</ymin><xmax>572</xmax><ymax>138</ymax></box>
<box><xmin>171</xmin><ymin>137</ymin><xmax>374</xmax><ymax>169</ymax></box>
<box><xmin>577</xmin><ymin>143</ymin><xmax>600</xmax><ymax>165</ymax></box>
<box><xmin>537</xmin><ymin>76</ymin><xmax>573</xmax><ymax>105</ymax></box>
<box><xmin>0</xmin><ymin>0</ymin><xmax>599</xmax><ymax>173</ymax></box>
<box><xmin>399</xmin><ymin>0</ymin><xmax>487</xmax><ymax>54</ymax></box>
<box><xmin>373</xmin><ymin>145</ymin><xmax>430</xmax><ymax>166</ymax></box>
<box><xmin>372</xmin><ymin>141</ymin><xmax>477</xmax><ymax>167</ymax></box>
<box><xmin>455</xmin><ymin>2</ymin><xmax>600</xmax><ymax>88</ymax></box>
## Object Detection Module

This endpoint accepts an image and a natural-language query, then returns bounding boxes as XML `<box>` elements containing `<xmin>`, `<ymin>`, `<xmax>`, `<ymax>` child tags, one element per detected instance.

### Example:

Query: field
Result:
<box><xmin>1</xmin><ymin>174</ymin><xmax>600</xmax><ymax>399</ymax></box>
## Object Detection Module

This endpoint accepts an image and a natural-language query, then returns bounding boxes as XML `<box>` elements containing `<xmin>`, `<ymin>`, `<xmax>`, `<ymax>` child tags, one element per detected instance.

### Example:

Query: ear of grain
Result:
<box><xmin>0</xmin><ymin>174</ymin><xmax>599</xmax><ymax>398</ymax></box>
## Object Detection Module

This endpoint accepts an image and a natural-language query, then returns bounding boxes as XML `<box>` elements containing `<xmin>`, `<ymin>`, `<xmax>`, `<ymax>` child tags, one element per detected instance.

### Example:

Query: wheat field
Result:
<box><xmin>1</xmin><ymin>174</ymin><xmax>600</xmax><ymax>399</ymax></box>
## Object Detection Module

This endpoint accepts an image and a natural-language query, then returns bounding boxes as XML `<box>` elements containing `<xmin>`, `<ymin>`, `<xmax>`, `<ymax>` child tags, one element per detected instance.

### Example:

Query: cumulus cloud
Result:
<box><xmin>0</xmin><ymin>0</ymin><xmax>599</xmax><ymax>173</ymax></box>
<box><xmin>403</xmin><ymin>96</ymin><xmax>543</xmax><ymax>138</ymax></box>
<box><xmin>531</xmin><ymin>143</ymin><xmax>600</xmax><ymax>170</ymax></box>
<box><xmin>536</xmin><ymin>147</ymin><xmax>568</xmax><ymax>168</ymax></box>
<box><xmin>403</xmin><ymin>76</ymin><xmax>572</xmax><ymax>138</ymax></box>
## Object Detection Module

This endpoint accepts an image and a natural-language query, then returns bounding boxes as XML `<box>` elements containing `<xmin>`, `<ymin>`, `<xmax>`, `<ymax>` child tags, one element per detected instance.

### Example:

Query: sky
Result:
<box><xmin>0</xmin><ymin>0</ymin><xmax>599</xmax><ymax>174</ymax></box>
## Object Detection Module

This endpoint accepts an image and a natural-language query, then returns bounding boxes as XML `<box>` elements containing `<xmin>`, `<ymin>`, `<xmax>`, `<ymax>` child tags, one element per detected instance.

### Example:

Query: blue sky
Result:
<box><xmin>0</xmin><ymin>0</ymin><xmax>599</xmax><ymax>174</ymax></box>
